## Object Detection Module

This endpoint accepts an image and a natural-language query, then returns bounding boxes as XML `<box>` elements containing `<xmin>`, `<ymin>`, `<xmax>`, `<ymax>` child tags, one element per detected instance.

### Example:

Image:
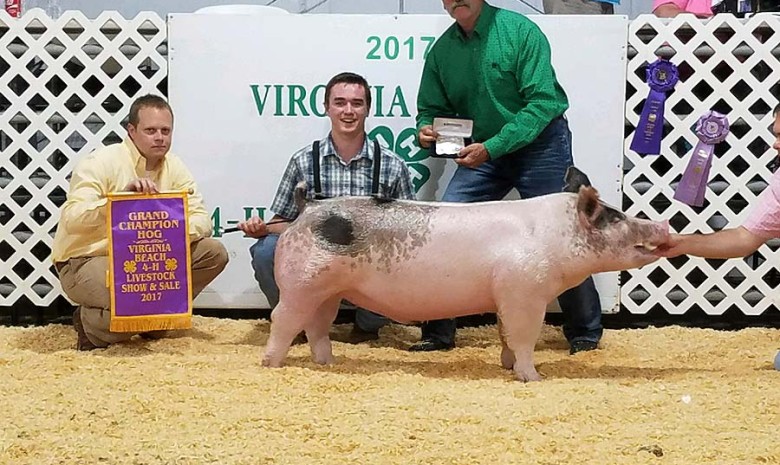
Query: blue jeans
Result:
<box><xmin>421</xmin><ymin>116</ymin><xmax>603</xmax><ymax>347</ymax></box>
<box><xmin>250</xmin><ymin>234</ymin><xmax>390</xmax><ymax>333</ymax></box>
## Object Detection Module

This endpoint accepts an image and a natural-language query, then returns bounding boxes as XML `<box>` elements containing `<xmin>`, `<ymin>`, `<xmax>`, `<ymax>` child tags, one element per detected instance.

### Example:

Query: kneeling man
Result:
<box><xmin>52</xmin><ymin>94</ymin><xmax>228</xmax><ymax>350</ymax></box>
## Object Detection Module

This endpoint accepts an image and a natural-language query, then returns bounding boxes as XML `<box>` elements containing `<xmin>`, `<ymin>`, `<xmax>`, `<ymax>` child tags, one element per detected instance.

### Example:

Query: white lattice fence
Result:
<box><xmin>0</xmin><ymin>9</ymin><xmax>166</xmax><ymax>307</ymax></box>
<box><xmin>622</xmin><ymin>14</ymin><xmax>780</xmax><ymax>315</ymax></box>
<box><xmin>2</xmin><ymin>10</ymin><xmax>780</xmax><ymax>317</ymax></box>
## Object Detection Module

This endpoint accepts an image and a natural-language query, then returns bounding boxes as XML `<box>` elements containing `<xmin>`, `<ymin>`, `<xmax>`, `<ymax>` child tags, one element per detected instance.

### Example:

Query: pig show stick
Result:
<box><xmin>105</xmin><ymin>188</ymin><xmax>195</xmax><ymax>197</ymax></box>
<box><xmin>222</xmin><ymin>218</ymin><xmax>292</xmax><ymax>234</ymax></box>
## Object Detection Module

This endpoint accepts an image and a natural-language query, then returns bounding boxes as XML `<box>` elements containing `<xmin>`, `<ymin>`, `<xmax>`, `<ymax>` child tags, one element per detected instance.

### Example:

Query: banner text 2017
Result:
<box><xmin>365</xmin><ymin>36</ymin><xmax>436</xmax><ymax>61</ymax></box>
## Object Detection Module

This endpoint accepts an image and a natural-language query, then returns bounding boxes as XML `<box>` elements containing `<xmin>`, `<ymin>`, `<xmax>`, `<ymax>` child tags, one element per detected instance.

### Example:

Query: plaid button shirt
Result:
<box><xmin>270</xmin><ymin>133</ymin><xmax>417</xmax><ymax>220</ymax></box>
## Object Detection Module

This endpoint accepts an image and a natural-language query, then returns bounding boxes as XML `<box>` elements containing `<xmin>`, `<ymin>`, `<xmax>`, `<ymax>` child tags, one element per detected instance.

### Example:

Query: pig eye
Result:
<box><xmin>604</xmin><ymin>210</ymin><xmax>626</xmax><ymax>225</ymax></box>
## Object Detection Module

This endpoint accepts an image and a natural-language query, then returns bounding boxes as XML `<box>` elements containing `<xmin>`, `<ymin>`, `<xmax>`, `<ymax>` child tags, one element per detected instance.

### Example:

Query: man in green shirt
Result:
<box><xmin>413</xmin><ymin>0</ymin><xmax>602</xmax><ymax>355</ymax></box>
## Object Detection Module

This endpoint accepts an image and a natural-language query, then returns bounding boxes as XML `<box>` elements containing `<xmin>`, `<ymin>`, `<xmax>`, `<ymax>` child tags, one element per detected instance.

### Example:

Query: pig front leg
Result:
<box><xmin>305</xmin><ymin>296</ymin><xmax>340</xmax><ymax>365</ymax></box>
<box><xmin>496</xmin><ymin>297</ymin><xmax>547</xmax><ymax>382</ymax></box>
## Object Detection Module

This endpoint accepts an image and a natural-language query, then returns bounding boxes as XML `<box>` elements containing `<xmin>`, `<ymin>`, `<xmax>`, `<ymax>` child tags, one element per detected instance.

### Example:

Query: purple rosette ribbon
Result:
<box><xmin>673</xmin><ymin>111</ymin><xmax>730</xmax><ymax>207</ymax></box>
<box><xmin>630</xmin><ymin>59</ymin><xmax>679</xmax><ymax>156</ymax></box>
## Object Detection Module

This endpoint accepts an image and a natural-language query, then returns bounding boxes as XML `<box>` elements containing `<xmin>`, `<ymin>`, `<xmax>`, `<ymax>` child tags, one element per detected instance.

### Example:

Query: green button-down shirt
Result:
<box><xmin>416</xmin><ymin>3</ymin><xmax>569</xmax><ymax>159</ymax></box>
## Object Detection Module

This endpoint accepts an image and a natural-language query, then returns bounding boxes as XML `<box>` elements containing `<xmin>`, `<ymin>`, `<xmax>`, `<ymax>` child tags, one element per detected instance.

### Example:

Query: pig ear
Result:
<box><xmin>563</xmin><ymin>166</ymin><xmax>592</xmax><ymax>193</ymax></box>
<box><xmin>576</xmin><ymin>186</ymin><xmax>604</xmax><ymax>230</ymax></box>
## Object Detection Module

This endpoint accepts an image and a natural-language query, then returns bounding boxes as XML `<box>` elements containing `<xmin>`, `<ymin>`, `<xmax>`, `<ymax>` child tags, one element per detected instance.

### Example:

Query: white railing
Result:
<box><xmin>0</xmin><ymin>9</ymin><xmax>166</xmax><ymax>306</ymax></box>
<box><xmin>1</xmin><ymin>10</ymin><xmax>779</xmax><ymax>317</ymax></box>
<box><xmin>622</xmin><ymin>14</ymin><xmax>780</xmax><ymax>315</ymax></box>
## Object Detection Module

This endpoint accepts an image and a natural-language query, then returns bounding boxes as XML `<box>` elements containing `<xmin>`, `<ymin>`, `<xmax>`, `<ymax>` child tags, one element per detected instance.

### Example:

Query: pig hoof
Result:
<box><xmin>261</xmin><ymin>356</ymin><xmax>283</xmax><ymax>368</ymax></box>
<box><xmin>312</xmin><ymin>354</ymin><xmax>334</xmax><ymax>365</ymax></box>
<box><xmin>500</xmin><ymin>348</ymin><xmax>516</xmax><ymax>370</ymax></box>
<box><xmin>513</xmin><ymin>368</ymin><xmax>542</xmax><ymax>383</ymax></box>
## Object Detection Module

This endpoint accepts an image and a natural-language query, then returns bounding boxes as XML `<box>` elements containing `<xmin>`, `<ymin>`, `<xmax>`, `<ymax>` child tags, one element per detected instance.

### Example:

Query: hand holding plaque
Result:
<box><xmin>673</xmin><ymin>111</ymin><xmax>729</xmax><ymax>207</ymax></box>
<box><xmin>429</xmin><ymin>117</ymin><xmax>473</xmax><ymax>159</ymax></box>
<box><xmin>630</xmin><ymin>59</ymin><xmax>679</xmax><ymax>156</ymax></box>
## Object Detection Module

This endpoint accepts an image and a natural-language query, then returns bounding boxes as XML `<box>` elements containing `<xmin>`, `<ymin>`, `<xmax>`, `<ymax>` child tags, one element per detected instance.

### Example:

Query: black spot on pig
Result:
<box><xmin>298</xmin><ymin>197</ymin><xmax>438</xmax><ymax>272</ymax></box>
<box><xmin>315</xmin><ymin>214</ymin><xmax>354</xmax><ymax>246</ymax></box>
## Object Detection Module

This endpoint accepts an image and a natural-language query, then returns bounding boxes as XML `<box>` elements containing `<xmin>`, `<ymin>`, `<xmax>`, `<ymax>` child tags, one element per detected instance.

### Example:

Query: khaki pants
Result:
<box><xmin>543</xmin><ymin>0</ymin><xmax>614</xmax><ymax>14</ymax></box>
<box><xmin>58</xmin><ymin>238</ymin><xmax>229</xmax><ymax>347</ymax></box>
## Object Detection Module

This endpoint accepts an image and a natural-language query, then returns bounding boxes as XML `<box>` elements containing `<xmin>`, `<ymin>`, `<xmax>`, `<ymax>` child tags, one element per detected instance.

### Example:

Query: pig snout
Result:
<box><xmin>632</xmin><ymin>219</ymin><xmax>669</xmax><ymax>252</ymax></box>
<box><xmin>620</xmin><ymin>218</ymin><xmax>670</xmax><ymax>268</ymax></box>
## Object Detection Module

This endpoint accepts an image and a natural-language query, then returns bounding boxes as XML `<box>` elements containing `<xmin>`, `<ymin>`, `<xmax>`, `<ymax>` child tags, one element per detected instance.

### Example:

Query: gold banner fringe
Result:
<box><xmin>109</xmin><ymin>315</ymin><xmax>192</xmax><ymax>333</ymax></box>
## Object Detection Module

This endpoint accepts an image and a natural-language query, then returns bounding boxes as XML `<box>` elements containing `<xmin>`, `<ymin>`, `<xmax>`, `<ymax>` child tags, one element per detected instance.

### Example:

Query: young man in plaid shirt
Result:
<box><xmin>238</xmin><ymin>72</ymin><xmax>416</xmax><ymax>343</ymax></box>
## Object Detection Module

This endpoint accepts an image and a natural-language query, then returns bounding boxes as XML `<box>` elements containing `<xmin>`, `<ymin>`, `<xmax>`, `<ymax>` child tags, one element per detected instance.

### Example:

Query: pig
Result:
<box><xmin>263</xmin><ymin>167</ymin><xmax>669</xmax><ymax>381</ymax></box>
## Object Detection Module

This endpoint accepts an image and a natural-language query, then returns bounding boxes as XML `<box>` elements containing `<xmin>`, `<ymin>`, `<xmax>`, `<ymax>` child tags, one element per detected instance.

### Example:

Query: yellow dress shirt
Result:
<box><xmin>52</xmin><ymin>138</ymin><xmax>212</xmax><ymax>262</ymax></box>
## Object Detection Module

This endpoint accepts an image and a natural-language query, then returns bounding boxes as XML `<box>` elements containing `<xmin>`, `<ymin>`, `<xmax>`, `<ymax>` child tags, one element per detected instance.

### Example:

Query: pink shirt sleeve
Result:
<box><xmin>743</xmin><ymin>169</ymin><xmax>780</xmax><ymax>239</ymax></box>
<box><xmin>653</xmin><ymin>0</ymin><xmax>687</xmax><ymax>10</ymax></box>
<box><xmin>653</xmin><ymin>0</ymin><xmax>714</xmax><ymax>16</ymax></box>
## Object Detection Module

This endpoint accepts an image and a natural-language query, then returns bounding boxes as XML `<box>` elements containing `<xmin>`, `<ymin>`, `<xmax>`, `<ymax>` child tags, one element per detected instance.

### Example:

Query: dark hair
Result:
<box><xmin>324</xmin><ymin>72</ymin><xmax>371</xmax><ymax>109</ymax></box>
<box><xmin>774</xmin><ymin>102</ymin><xmax>780</xmax><ymax>116</ymax></box>
<box><xmin>127</xmin><ymin>94</ymin><xmax>173</xmax><ymax>126</ymax></box>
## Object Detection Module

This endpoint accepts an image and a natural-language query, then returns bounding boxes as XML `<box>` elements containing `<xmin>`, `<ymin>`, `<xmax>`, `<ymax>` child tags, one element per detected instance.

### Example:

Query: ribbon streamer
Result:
<box><xmin>673</xmin><ymin>111</ymin><xmax>730</xmax><ymax>207</ymax></box>
<box><xmin>630</xmin><ymin>59</ymin><xmax>679</xmax><ymax>156</ymax></box>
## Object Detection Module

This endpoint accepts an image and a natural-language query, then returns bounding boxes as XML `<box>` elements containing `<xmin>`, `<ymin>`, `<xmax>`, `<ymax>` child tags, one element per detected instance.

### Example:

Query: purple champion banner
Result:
<box><xmin>674</xmin><ymin>111</ymin><xmax>730</xmax><ymax>207</ymax></box>
<box><xmin>630</xmin><ymin>59</ymin><xmax>679</xmax><ymax>156</ymax></box>
<box><xmin>108</xmin><ymin>193</ymin><xmax>192</xmax><ymax>332</ymax></box>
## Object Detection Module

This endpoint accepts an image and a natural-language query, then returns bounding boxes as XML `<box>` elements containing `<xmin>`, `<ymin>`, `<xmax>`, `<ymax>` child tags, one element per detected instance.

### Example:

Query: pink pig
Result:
<box><xmin>263</xmin><ymin>167</ymin><xmax>669</xmax><ymax>381</ymax></box>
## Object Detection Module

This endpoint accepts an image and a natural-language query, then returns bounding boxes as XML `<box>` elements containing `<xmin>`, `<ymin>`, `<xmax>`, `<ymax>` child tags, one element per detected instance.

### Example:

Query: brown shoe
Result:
<box><xmin>72</xmin><ymin>308</ymin><xmax>98</xmax><ymax>351</ymax></box>
<box><xmin>139</xmin><ymin>330</ymin><xmax>171</xmax><ymax>340</ymax></box>
<box><xmin>292</xmin><ymin>331</ymin><xmax>308</xmax><ymax>345</ymax></box>
<box><xmin>333</xmin><ymin>325</ymin><xmax>379</xmax><ymax>344</ymax></box>
<box><xmin>408</xmin><ymin>339</ymin><xmax>455</xmax><ymax>352</ymax></box>
<box><xmin>569</xmin><ymin>340</ymin><xmax>598</xmax><ymax>355</ymax></box>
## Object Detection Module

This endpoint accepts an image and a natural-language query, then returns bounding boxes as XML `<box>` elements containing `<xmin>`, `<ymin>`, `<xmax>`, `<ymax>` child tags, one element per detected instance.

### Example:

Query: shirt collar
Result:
<box><xmin>454</xmin><ymin>1</ymin><xmax>496</xmax><ymax>42</ymax></box>
<box><xmin>123</xmin><ymin>137</ymin><xmax>145</xmax><ymax>172</ymax></box>
<box><xmin>123</xmin><ymin>137</ymin><xmax>167</xmax><ymax>174</ymax></box>
<box><xmin>324</xmin><ymin>133</ymin><xmax>372</xmax><ymax>162</ymax></box>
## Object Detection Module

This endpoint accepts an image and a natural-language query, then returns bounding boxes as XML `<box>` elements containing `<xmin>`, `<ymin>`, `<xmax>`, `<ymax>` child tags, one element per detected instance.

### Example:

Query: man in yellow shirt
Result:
<box><xmin>52</xmin><ymin>94</ymin><xmax>228</xmax><ymax>350</ymax></box>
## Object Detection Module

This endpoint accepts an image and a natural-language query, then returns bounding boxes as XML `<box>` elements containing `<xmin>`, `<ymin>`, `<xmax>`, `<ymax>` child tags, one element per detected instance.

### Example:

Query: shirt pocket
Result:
<box><xmin>487</xmin><ymin>60</ymin><xmax>518</xmax><ymax>97</ymax></box>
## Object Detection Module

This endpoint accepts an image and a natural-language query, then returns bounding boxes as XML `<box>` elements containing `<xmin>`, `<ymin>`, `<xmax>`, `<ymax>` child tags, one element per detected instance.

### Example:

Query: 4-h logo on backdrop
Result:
<box><xmin>369</xmin><ymin>125</ymin><xmax>430</xmax><ymax>192</ymax></box>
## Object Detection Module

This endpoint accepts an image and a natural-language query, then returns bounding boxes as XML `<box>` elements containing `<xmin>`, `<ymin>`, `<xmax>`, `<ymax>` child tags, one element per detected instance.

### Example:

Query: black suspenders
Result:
<box><xmin>311</xmin><ymin>139</ymin><xmax>382</xmax><ymax>199</ymax></box>
<box><xmin>371</xmin><ymin>139</ymin><xmax>382</xmax><ymax>196</ymax></box>
<box><xmin>312</xmin><ymin>140</ymin><xmax>323</xmax><ymax>199</ymax></box>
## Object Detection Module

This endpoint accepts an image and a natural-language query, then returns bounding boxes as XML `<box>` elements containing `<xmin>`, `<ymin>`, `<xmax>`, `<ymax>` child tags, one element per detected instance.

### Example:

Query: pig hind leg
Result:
<box><xmin>497</xmin><ymin>316</ymin><xmax>515</xmax><ymax>370</ymax></box>
<box><xmin>305</xmin><ymin>296</ymin><xmax>340</xmax><ymax>365</ymax></box>
<box><xmin>262</xmin><ymin>295</ymin><xmax>320</xmax><ymax>367</ymax></box>
<box><xmin>496</xmin><ymin>298</ymin><xmax>546</xmax><ymax>382</ymax></box>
